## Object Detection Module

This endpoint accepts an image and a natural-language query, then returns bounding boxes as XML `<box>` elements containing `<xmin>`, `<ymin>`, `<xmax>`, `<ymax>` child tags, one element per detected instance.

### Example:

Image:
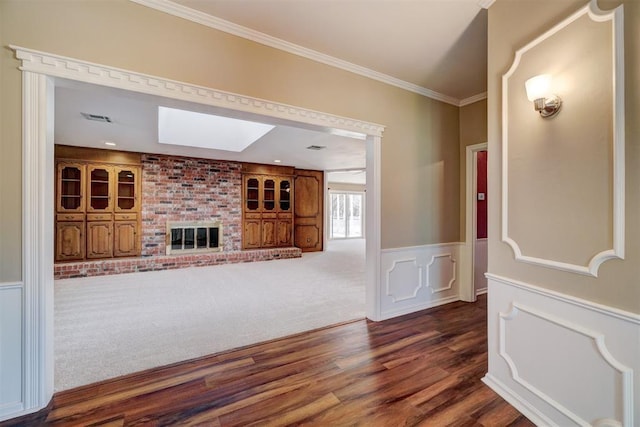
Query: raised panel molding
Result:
<box><xmin>380</xmin><ymin>243</ymin><xmax>461</xmax><ymax>320</ymax></box>
<box><xmin>501</xmin><ymin>1</ymin><xmax>625</xmax><ymax>277</ymax></box>
<box><xmin>426</xmin><ymin>253</ymin><xmax>456</xmax><ymax>294</ymax></box>
<box><xmin>11</xmin><ymin>46</ymin><xmax>384</xmax><ymax>138</ymax></box>
<box><xmin>499</xmin><ymin>303</ymin><xmax>632</xmax><ymax>426</ymax></box>
<box><xmin>485</xmin><ymin>274</ymin><xmax>638</xmax><ymax>427</ymax></box>
<box><xmin>386</xmin><ymin>259</ymin><xmax>422</xmax><ymax>302</ymax></box>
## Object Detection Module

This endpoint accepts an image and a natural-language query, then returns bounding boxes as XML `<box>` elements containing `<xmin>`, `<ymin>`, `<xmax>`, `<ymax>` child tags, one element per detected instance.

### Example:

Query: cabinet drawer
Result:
<box><xmin>87</xmin><ymin>213</ymin><xmax>113</xmax><ymax>221</ymax></box>
<box><xmin>115</xmin><ymin>213</ymin><xmax>137</xmax><ymax>221</ymax></box>
<box><xmin>262</xmin><ymin>213</ymin><xmax>277</xmax><ymax>219</ymax></box>
<box><xmin>278</xmin><ymin>213</ymin><xmax>293</xmax><ymax>220</ymax></box>
<box><xmin>57</xmin><ymin>213</ymin><xmax>84</xmax><ymax>221</ymax></box>
<box><xmin>244</xmin><ymin>213</ymin><xmax>262</xmax><ymax>219</ymax></box>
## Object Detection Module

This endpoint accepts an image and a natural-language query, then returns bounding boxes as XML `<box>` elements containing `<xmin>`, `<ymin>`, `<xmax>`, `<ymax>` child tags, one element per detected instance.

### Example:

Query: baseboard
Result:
<box><xmin>486</xmin><ymin>275</ymin><xmax>638</xmax><ymax>426</ymax></box>
<box><xmin>476</xmin><ymin>287</ymin><xmax>487</xmax><ymax>296</ymax></box>
<box><xmin>482</xmin><ymin>373</ymin><xmax>555</xmax><ymax>426</ymax></box>
<box><xmin>380</xmin><ymin>243</ymin><xmax>462</xmax><ymax>319</ymax></box>
<box><xmin>379</xmin><ymin>295</ymin><xmax>460</xmax><ymax>320</ymax></box>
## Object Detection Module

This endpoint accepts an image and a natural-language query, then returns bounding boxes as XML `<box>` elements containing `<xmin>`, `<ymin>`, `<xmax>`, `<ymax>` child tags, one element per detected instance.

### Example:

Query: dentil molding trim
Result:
<box><xmin>501</xmin><ymin>0</ymin><xmax>625</xmax><ymax>277</ymax></box>
<box><xmin>129</xmin><ymin>0</ymin><xmax>485</xmax><ymax>107</ymax></box>
<box><xmin>10</xmin><ymin>46</ymin><xmax>385</xmax><ymax>138</ymax></box>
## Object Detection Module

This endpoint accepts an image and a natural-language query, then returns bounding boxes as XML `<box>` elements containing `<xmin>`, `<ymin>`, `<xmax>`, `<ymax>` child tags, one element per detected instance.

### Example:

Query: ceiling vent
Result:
<box><xmin>81</xmin><ymin>112</ymin><xmax>112</xmax><ymax>123</ymax></box>
<box><xmin>306</xmin><ymin>145</ymin><xmax>326</xmax><ymax>151</ymax></box>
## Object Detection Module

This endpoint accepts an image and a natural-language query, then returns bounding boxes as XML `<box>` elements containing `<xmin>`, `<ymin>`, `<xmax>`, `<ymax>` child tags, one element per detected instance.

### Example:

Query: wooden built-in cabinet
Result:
<box><xmin>55</xmin><ymin>145</ymin><xmax>141</xmax><ymax>262</ymax></box>
<box><xmin>242</xmin><ymin>171</ymin><xmax>294</xmax><ymax>249</ymax></box>
<box><xmin>241</xmin><ymin>163</ymin><xmax>323</xmax><ymax>252</ymax></box>
<box><xmin>294</xmin><ymin>169</ymin><xmax>324</xmax><ymax>252</ymax></box>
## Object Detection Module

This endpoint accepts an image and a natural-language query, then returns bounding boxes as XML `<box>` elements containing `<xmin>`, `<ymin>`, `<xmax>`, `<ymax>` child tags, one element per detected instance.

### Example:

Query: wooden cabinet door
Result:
<box><xmin>57</xmin><ymin>162</ymin><xmax>85</xmax><ymax>213</ymax></box>
<box><xmin>262</xmin><ymin>177</ymin><xmax>277</xmax><ymax>213</ymax></box>
<box><xmin>276</xmin><ymin>220</ymin><xmax>293</xmax><ymax>246</ymax></box>
<box><xmin>243</xmin><ymin>219</ymin><xmax>262</xmax><ymax>249</ymax></box>
<box><xmin>56</xmin><ymin>221</ymin><xmax>85</xmax><ymax>261</ymax></box>
<box><xmin>261</xmin><ymin>219</ymin><xmax>277</xmax><ymax>247</ymax></box>
<box><xmin>87</xmin><ymin>221</ymin><xmax>113</xmax><ymax>259</ymax></box>
<box><xmin>244</xmin><ymin>175</ymin><xmax>261</xmax><ymax>213</ymax></box>
<box><xmin>114</xmin><ymin>221</ymin><xmax>138</xmax><ymax>257</ymax></box>
<box><xmin>114</xmin><ymin>166</ymin><xmax>140</xmax><ymax>213</ymax></box>
<box><xmin>87</xmin><ymin>165</ymin><xmax>113</xmax><ymax>213</ymax></box>
<box><xmin>278</xmin><ymin>178</ymin><xmax>293</xmax><ymax>213</ymax></box>
<box><xmin>294</xmin><ymin>169</ymin><xmax>324</xmax><ymax>252</ymax></box>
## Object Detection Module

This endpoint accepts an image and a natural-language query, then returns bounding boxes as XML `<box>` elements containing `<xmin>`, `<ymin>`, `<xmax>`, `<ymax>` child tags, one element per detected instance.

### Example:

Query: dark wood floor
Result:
<box><xmin>3</xmin><ymin>295</ymin><xmax>533</xmax><ymax>426</ymax></box>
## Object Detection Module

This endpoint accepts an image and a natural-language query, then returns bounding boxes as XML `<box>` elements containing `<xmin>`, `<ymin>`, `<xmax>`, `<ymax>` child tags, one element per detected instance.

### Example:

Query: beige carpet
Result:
<box><xmin>54</xmin><ymin>239</ymin><xmax>365</xmax><ymax>391</ymax></box>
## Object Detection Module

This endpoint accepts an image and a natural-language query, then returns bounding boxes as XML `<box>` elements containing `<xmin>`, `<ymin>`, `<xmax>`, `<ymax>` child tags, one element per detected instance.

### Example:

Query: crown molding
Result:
<box><xmin>129</xmin><ymin>0</ymin><xmax>480</xmax><ymax>107</ymax></box>
<box><xmin>459</xmin><ymin>92</ymin><xmax>487</xmax><ymax>107</ymax></box>
<box><xmin>477</xmin><ymin>0</ymin><xmax>496</xmax><ymax>9</ymax></box>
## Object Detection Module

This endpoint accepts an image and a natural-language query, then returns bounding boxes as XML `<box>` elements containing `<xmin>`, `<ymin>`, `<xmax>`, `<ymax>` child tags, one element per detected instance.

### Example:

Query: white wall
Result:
<box><xmin>0</xmin><ymin>284</ymin><xmax>23</xmax><ymax>415</ymax></box>
<box><xmin>380</xmin><ymin>243</ymin><xmax>462</xmax><ymax>319</ymax></box>
<box><xmin>484</xmin><ymin>275</ymin><xmax>639</xmax><ymax>426</ymax></box>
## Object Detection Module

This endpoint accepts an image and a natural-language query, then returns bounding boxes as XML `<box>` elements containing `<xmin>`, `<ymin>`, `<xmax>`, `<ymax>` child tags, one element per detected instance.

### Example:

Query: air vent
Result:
<box><xmin>81</xmin><ymin>112</ymin><xmax>112</xmax><ymax>123</ymax></box>
<box><xmin>306</xmin><ymin>145</ymin><xmax>326</xmax><ymax>151</ymax></box>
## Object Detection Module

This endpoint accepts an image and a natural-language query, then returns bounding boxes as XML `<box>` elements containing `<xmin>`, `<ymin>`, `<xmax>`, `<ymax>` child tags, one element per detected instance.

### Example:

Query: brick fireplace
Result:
<box><xmin>54</xmin><ymin>152</ymin><xmax>301</xmax><ymax>279</ymax></box>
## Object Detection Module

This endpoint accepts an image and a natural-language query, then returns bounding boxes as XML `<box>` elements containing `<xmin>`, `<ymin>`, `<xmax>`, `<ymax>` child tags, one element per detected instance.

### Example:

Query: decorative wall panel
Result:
<box><xmin>386</xmin><ymin>259</ymin><xmax>422</xmax><ymax>302</ymax></box>
<box><xmin>426</xmin><ymin>254</ymin><xmax>456</xmax><ymax>294</ymax></box>
<box><xmin>484</xmin><ymin>275</ymin><xmax>638</xmax><ymax>427</ymax></box>
<box><xmin>501</xmin><ymin>2</ymin><xmax>624</xmax><ymax>276</ymax></box>
<box><xmin>380</xmin><ymin>243</ymin><xmax>461</xmax><ymax>320</ymax></box>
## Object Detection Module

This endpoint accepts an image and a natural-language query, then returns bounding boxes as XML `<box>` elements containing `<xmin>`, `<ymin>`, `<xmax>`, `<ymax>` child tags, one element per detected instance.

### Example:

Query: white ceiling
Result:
<box><xmin>54</xmin><ymin>79</ymin><xmax>366</xmax><ymax>173</ymax></box>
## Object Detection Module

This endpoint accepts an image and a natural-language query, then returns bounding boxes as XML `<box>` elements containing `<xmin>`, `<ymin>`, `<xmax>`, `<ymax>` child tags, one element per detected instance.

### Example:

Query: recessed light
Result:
<box><xmin>274</xmin><ymin>159</ymin><xmax>282</xmax><ymax>163</ymax></box>
<box><xmin>104</xmin><ymin>141</ymin><xmax>116</xmax><ymax>146</ymax></box>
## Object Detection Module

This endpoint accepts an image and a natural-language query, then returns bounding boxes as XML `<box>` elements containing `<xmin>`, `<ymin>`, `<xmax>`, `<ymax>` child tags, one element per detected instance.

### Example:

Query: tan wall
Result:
<box><xmin>0</xmin><ymin>0</ymin><xmax>462</xmax><ymax>280</ymax></box>
<box><xmin>459</xmin><ymin>99</ymin><xmax>488</xmax><ymax>241</ymax></box>
<box><xmin>488</xmin><ymin>0</ymin><xmax>640</xmax><ymax>313</ymax></box>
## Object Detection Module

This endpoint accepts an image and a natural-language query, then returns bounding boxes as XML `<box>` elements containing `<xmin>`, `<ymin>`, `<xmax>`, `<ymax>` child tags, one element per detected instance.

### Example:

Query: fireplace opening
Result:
<box><xmin>166</xmin><ymin>221</ymin><xmax>222</xmax><ymax>255</ymax></box>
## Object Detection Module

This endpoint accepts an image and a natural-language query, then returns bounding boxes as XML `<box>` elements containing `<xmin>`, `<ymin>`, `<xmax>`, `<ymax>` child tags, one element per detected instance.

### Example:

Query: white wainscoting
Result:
<box><xmin>483</xmin><ymin>274</ymin><xmax>639</xmax><ymax>427</ymax></box>
<box><xmin>474</xmin><ymin>238</ymin><xmax>488</xmax><ymax>295</ymax></box>
<box><xmin>0</xmin><ymin>283</ymin><xmax>24</xmax><ymax>419</ymax></box>
<box><xmin>380</xmin><ymin>243</ymin><xmax>462</xmax><ymax>320</ymax></box>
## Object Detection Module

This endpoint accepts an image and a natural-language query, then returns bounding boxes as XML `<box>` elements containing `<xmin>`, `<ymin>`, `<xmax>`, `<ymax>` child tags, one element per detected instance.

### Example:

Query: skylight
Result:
<box><xmin>158</xmin><ymin>106</ymin><xmax>275</xmax><ymax>152</ymax></box>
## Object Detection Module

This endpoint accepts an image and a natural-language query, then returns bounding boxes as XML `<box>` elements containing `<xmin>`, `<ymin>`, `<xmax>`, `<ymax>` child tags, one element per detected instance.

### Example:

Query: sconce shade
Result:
<box><xmin>525</xmin><ymin>74</ymin><xmax>551</xmax><ymax>101</ymax></box>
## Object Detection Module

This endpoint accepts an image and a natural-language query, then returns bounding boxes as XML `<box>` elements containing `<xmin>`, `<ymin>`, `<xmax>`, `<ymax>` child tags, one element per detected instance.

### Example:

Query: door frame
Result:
<box><xmin>327</xmin><ymin>189</ymin><xmax>366</xmax><ymax>240</ymax></box>
<box><xmin>12</xmin><ymin>45</ymin><xmax>385</xmax><ymax>418</ymax></box>
<box><xmin>461</xmin><ymin>142</ymin><xmax>488</xmax><ymax>302</ymax></box>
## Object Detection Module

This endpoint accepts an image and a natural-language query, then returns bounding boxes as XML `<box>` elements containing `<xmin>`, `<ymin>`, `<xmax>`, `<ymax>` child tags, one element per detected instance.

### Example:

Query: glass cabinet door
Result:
<box><xmin>246</xmin><ymin>177</ymin><xmax>260</xmax><ymax>211</ymax></box>
<box><xmin>115</xmin><ymin>167</ymin><xmax>138</xmax><ymax>212</ymax></box>
<box><xmin>57</xmin><ymin>163</ymin><xmax>85</xmax><ymax>212</ymax></box>
<box><xmin>87</xmin><ymin>165</ymin><xmax>112</xmax><ymax>212</ymax></box>
<box><xmin>263</xmin><ymin>178</ymin><xmax>275</xmax><ymax>211</ymax></box>
<box><xmin>279</xmin><ymin>179</ymin><xmax>291</xmax><ymax>211</ymax></box>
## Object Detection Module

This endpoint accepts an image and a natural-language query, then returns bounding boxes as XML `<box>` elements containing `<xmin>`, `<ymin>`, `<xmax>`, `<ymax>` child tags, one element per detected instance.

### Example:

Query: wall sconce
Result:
<box><xmin>525</xmin><ymin>74</ymin><xmax>562</xmax><ymax>118</ymax></box>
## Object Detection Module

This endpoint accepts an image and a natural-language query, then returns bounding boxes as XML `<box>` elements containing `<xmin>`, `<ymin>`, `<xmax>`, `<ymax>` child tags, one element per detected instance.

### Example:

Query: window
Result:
<box><xmin>166</xmin><ymin>221</ymin><xmax>222</xmax><ymax>254</ymax></box>
<box><xmin>330</xmin><ymin>192</ymin><xmax>364</xmax><ymax>239</ymax></box>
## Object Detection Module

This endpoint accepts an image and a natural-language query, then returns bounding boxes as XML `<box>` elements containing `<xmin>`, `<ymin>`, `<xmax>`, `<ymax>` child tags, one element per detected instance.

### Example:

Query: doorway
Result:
<box><xmin>463</xmin><ymin>142</ymin><xmax>488</xmax><ymax>301</ymax></box>
<box><xmin>15</xmin><ymin>46</ymin><xmax>384</xmax><ymax>412</ymax></box>
<box><xmin>329</xmin><ymin>191</ymin><xmax>365</xmax><ymax>239</ymax></box>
